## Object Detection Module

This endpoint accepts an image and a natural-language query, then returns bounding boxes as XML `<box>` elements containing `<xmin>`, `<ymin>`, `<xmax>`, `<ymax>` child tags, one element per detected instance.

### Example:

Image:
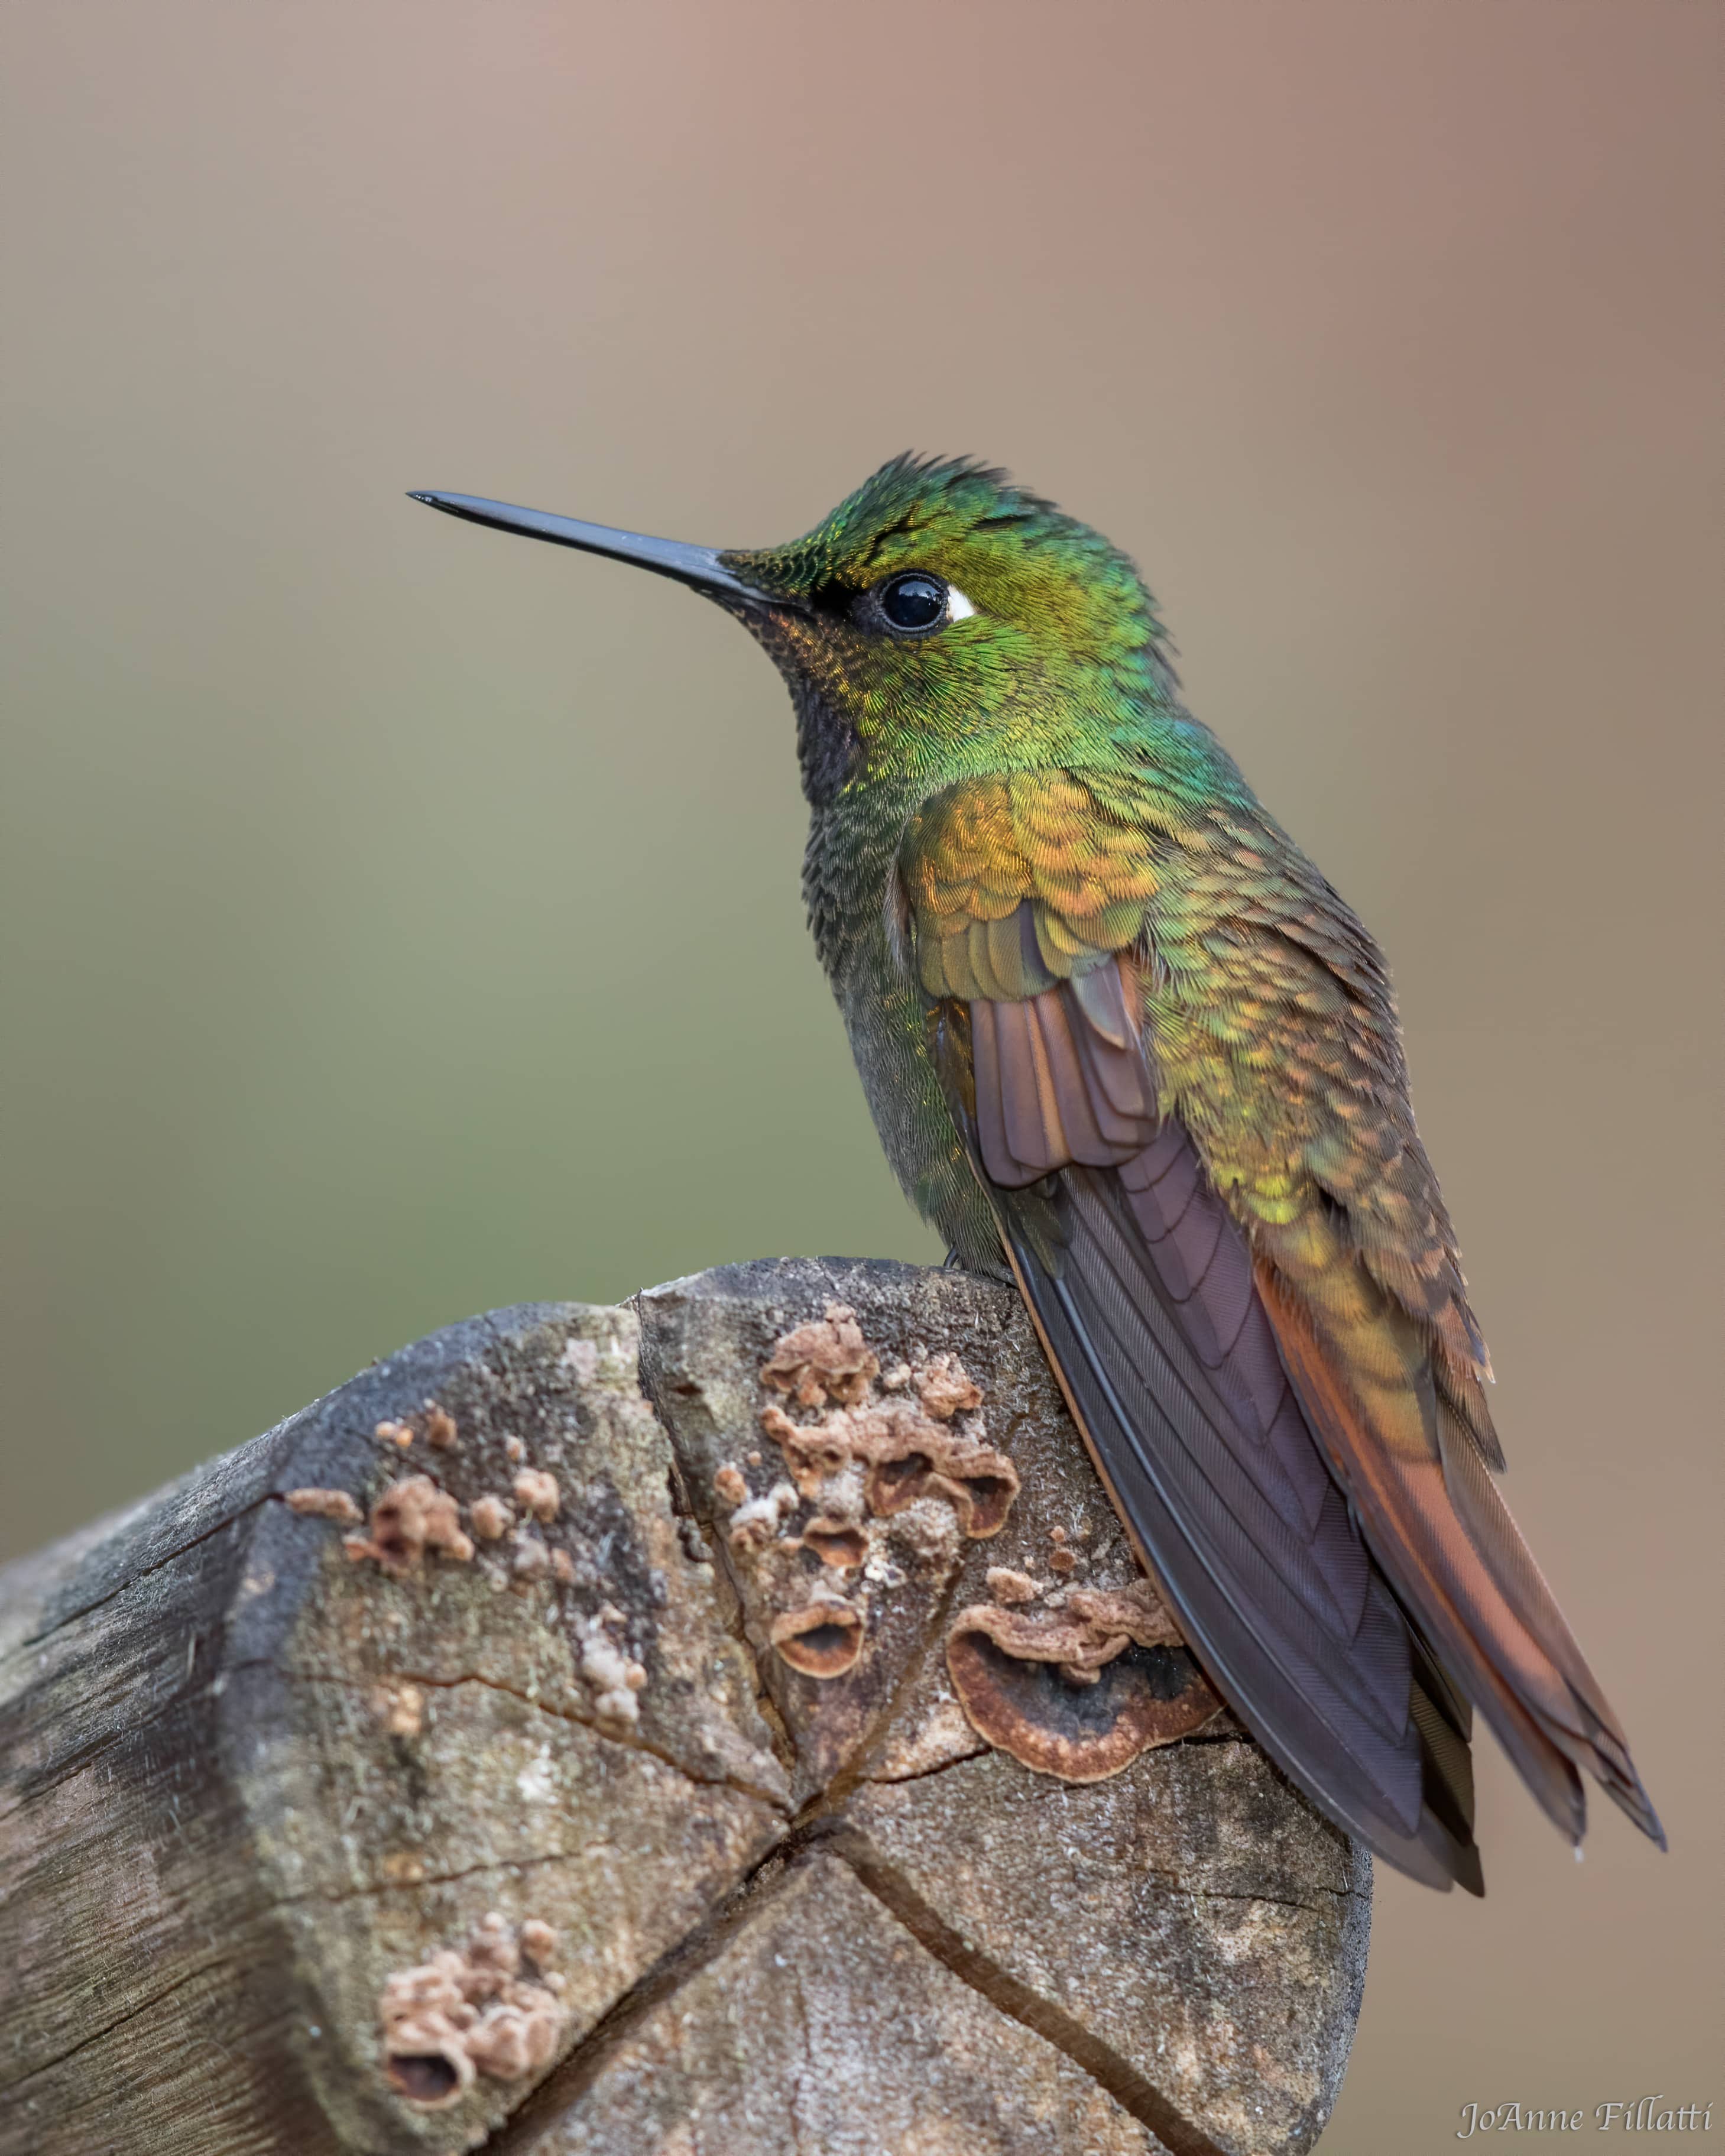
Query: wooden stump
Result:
<box><xmin>0</xmin><ymin>1260</ymin><xmax>1369</xmax><ymax>2156</ymax></box>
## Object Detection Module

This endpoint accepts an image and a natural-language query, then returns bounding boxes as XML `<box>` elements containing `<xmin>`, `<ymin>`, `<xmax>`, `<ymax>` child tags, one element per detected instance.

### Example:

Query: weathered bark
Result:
<box><xmin>0</xmin><ymin>1260</ymin><xmax>1369</xmax><ymax>2156</ymax></box>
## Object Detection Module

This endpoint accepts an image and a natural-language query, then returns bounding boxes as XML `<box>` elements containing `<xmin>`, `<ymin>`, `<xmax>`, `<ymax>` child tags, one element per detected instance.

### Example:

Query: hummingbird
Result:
<box><xmin>410</xmin><ymin>457</ymin><xmax>1663</xmax><ymax>1892</ymax></box>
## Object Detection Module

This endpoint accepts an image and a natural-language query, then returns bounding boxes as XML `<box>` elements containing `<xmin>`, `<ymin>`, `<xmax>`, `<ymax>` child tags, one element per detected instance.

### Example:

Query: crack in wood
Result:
<box><xmin>629</xmin><ymin>1290</ymin><xmax>800</xmax><ymax>1778</ymax></box>
<box><xmin>826</xmin><ymin>1823</ymin><xmax>1231</xmax><ymax>2156</ymax></box>
<box><xmin>480</xmin><ymin>1840</ymin><xmax>815</xmax><ymax>2154</ymax></box>
<box><xmin>7</xmin><ymin>1496</ymin><xmax>273</xmax><ymax>1656</ymax></box>
<box><xmin>864</xmin><ymin>1736</ymin><xmax>990</xmax><ymax>1786</ymax></box>
<box><xmin>283</xmin><ymin>1664</ymin><xmax>791</xmax><ymax>1813</ymax></box>
<box><xmin>0</xmin><ymin>1274</ymin><xmax>1368</xmax><ymax>2154</ymax></box>
<box><xmin>264</xmin><ymin>1840</ymin><xmax>596</xmax><ymax>1914</ymax></box>
<box><xmin>0</xmin><ymin>1959</ymin><xmax>230</xmax><ymax>2097</ymax></box>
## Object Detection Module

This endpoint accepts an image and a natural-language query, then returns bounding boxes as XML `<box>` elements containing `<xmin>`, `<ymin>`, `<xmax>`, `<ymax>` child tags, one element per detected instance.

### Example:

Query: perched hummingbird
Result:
<box><xmin>411</xmin><ymin>458</ymin><xmax>1662</xmax><ymax>1892</ymax></box>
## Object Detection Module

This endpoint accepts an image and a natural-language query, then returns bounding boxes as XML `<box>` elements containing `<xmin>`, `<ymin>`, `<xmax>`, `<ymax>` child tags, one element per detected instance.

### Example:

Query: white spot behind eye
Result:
<box><xmin>946</xmin><ymin>586</ymin><xmax>977</xmax><ymax>623</ymax></box>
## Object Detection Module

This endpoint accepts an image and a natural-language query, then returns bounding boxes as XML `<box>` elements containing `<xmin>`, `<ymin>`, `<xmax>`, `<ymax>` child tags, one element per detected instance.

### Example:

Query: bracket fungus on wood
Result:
<box><xmin>0</xmin><ymin>1260</ymin><xmax>1369</xmax><ymax>2156</ymax></box>
<box><xmin>767</xmin><ymin>1595</ymin><xmax>866</xmax><ymax>1678</ymax></box>
<box><xmin>946</xmin><ymin>1579</ymin><xmax>1224</xmax><ymax>1782</ymax></box>
<box><xmin>342</xmin><ymin>1471</ymin><xmax>476</xmax><ymax>1575</ymax></box>
<box><xmin>759</xmin><ymin>1302</ymin><xmax>880</xmax><ymax>1406</ymax></box>
<box><xmin>798</xmin><ymin>1516</ymin><xmax>868</xmax><ymax>1570</ymax></box>
<box><xmin>378</xmin><ymin>1911</ymin><xmax>569</xmax><ymax>2110</ymax></box>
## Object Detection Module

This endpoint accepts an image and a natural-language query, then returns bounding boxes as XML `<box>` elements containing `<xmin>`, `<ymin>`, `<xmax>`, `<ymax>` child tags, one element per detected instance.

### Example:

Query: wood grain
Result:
<box><xmin>0</xmin><ymin>1265</ymin><xmax>1369</xmax><ymax>2156</ymax></box>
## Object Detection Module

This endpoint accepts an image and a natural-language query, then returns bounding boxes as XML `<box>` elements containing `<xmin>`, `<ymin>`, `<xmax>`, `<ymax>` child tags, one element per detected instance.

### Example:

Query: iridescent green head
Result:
<box><xmin>409</xmin><ymin>456</ymin><xmax>1178</xmax><ymax>802</ymax></box>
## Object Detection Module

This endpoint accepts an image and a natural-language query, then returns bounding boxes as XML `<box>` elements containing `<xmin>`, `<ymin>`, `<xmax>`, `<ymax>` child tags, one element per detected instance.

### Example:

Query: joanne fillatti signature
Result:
<box><xmin>1458</xmin><ymin>2099</ymin><xmax>1714</xmax><ymax>2136</ymax></box>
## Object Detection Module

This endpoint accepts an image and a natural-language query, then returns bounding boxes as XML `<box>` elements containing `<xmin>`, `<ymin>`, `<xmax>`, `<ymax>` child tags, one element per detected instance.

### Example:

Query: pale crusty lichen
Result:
<box><xmin>906</xmin><ymin>1351</ymin><xmax>983</xmax><ymax>1422</ymax></box>
<box><xmin>283</xmin><ymin>1487</ymin><xmax>362</xmax><ymax>1525</ymax></box>
<box><xmin>469</xmin><ymin>1494</ymin><xmax>512</xmax><ymax>1541</ymax></box>
<box><xmin>725</xmin><ymin>1480</ymin><xmax>799</xmax><ymax>1555</ymax></box>
<box><xmin>512</xmin><ymin>1468</ymin><xmax>560</xmax><ymax>1523</ymax></box>
<box><xmin>575</xmin><ymin>1605</ymin><xmax>648</xmax><ymax>1725</ymax></box>
<box><xmin>985</xmin><ymin>1565</ymin><xmax>1041</xmax><ymax>1605</ymax></box>
<box><xmin>369</xmin><ymin>1682</ymin><xmax>425</xmax><ymax>1739</ymax></box>
<box><xmin>510</xmin><ymin>1535</ymin><xmax>551</xmax><ymax>1586</ymax></box>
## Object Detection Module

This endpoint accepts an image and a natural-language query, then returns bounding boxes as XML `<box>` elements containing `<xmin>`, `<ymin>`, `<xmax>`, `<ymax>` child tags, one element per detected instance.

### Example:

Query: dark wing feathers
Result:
<box><xmin>1406</xmin><ymin>1623</ymin><xmax>1478</xmax><ymax>1853</ymax></box>
<box><xmin>933</xmin><ymin>962</ymin><xmax>1486</xmax><ymax>1890</ymax></box>
<box><xmin>1016</xmin><ymin>1166</ymin><xmax>1481</xmax><ymax>1889</ymax></box>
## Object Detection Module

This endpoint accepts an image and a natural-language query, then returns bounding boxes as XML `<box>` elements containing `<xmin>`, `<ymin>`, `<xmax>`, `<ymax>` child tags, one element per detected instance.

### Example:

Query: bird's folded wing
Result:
<box><xmin>903</xmin><ymin>776</ymin><xmax>1485</xmax><ymax>1888</ymax></box>
<box><xmin>904</xmin><ymin>769</ymin><xmax>1662</xmax><ymax>1880</ymax></box>
<box><xmin>928</xmin><ymin>986</ymin><xmax>1481</xmax><ymax>1890</ymax></box>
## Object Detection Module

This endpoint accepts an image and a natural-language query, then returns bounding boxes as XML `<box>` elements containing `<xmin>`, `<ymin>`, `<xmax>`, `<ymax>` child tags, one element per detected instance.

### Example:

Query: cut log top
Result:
<box><xmin>0</xmin><ymin>1259</ymin><xmax>1369</xmax><ymax>2156</ymax></box>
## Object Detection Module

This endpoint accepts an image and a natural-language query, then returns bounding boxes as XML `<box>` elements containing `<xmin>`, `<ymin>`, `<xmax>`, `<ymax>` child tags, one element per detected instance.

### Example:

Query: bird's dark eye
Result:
<box><xmin>877</xmin><ymin>571</ymin><xmax>948</xmax><ymax>633</ymax></box>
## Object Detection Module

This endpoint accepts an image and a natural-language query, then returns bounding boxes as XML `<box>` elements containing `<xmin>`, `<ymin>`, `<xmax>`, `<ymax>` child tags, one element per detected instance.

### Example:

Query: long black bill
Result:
<box><xmin>408</xmin><ymin>490</ymin><xmax>770</xmax><ymax>606</ymax></box>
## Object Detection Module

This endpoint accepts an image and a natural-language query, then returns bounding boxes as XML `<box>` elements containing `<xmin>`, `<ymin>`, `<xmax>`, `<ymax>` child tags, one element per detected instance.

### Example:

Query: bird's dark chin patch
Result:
<box><xmin>723</xmin><ymin>603</ymin><xmax>860</xmax><ymax>806</ymax></box>
<box><xmin>788</xmin><ymin>675</ymin><xmax>860</xmax><ymax>808</ymax></box>
<box><xmin>720</xmin><ymin>604</ymin><xmax>862</xmax><ymax>806</ymax></box>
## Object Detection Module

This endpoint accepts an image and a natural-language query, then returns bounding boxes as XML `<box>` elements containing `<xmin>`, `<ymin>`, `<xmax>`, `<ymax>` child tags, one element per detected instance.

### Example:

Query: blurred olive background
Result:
<box><xmin>3</xmin><ymin>2</ymin><xmax>1718</xmax><ymax>2146</ymax></box>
